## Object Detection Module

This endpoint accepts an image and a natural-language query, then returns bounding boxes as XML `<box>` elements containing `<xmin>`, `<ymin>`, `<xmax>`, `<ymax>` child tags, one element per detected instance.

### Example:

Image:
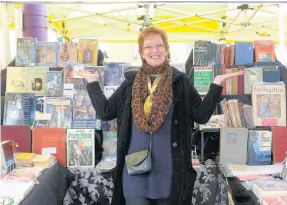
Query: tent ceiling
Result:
<box><xmin>2</xmin><ymin>3</ymin><xmax>287</xmax><ymax>42</ymax></box>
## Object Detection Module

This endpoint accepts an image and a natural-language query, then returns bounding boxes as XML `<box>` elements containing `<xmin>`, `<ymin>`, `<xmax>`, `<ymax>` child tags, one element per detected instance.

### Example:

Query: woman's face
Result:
<box><xmin>141</xmin><ymin>34</ymin><xmax>168</xmax><ymax>67</ymax></box>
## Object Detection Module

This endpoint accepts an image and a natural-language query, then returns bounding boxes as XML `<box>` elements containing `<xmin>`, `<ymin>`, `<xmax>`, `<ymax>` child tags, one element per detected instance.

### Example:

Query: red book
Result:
<box><xmin>1</xmin><ymin>125</ymin><xmax>31</xmax><ymax>153</ymax></box>
<box><xmin>254</xmin><ymin>40</ymin><xmax>276</xmax><ymax>62</ymax></box>
<box><xmin>272</xmin><ymin>127</ymin><xmax>287</xmax><ymax>163</ymax></box>
<box><xmin>32</xmin><ymin>128</ymin><xmax>67</xmax><ymax>167</ymax></box>
<box><xmin>237</xmin><ymin>66</ymin><xmax>244</xmax><ymax>96</ymax></box>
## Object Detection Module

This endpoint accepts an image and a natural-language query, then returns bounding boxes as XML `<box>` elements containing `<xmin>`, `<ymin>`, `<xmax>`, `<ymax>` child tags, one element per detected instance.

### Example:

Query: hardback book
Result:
<box><xmin>255</xmin><ymin>62</ymin><xmax>281</xmax><ymax>83</ymax></box>
<box><xmin>15</xmin><ymin>37</ymin><xmax>37</xmax><ymax>67</ymax></box>
<box><xmin>193</xmin><ymin>66</ymin><xmax>214</xmax><ymax>95</ymax></box>
<box><xmin>78</xmin><ymin>39</ymin><xmax>99</xmax><ymax>65</ymax></box>
<box><xmin>254</xmin><ymin>40</ymin><xmax>276</xmax><ymax>62</ymax></box>
<box><xmin>3</xmin><ymin>93</ymin><xmax>36</xmax><ymax>126</ymax></box>
<box><xmin>194</xmin><ymin>40</ymin><xmax>210</xmax><ymax>66</ymax></box>
<box><xmin>46</xmin><ymin>71</ymin><xmax>63</xmax><ymax>97</ymax></box>
<box><xmin>6</xmin><ymin>66</ymin><xmax>49</xmax><ymax>96</ymax></box>
<box><xmin>225</xmin><ymin>68</ymin><xmax>232</xmax><ymax>95</ymax></box>
<box><xmin>66</xmin><ymin>129</ymin><xmax>95</xmax><ymax>167</ymax></box>
<box><xmin>251</xmin><ymin>83</ymin><xmax>286</xmax><ymax>126</ymax></box>
<box><xmin>44</xmin><ymin>97</ymin><xmax>73</xmax><ymax>128</ymax></box>
<box><xmin>247</xmin><ymin>129</ymin><xmax>272</xmax><ymax>165</ymax></box>
<box><xmin>272</xmin><ymin>126</ymin><xmax>287</xmax><ymax>163</ymax></box>
<box><xmin>219</xmin><ymin>127</ymin><xmax>248</xmax><ymax>165</ymax></box>
<box><xmin>235</xmin><ymin>42</ymin><xmax>254</xmax><ymax>65</ymax></box>
<box><xmin>244</xmin><ymin>67</ymin><xmax>263</xmax><ymax>94</ymax></box>
<box><xmin>72</xmin><ymin>94</ymin><xmax>97</xmax><ymax>129</ymax></box>
<box><xmin>36</xmin><ymin>42</ymin><xmax>59</xmax><ymax>67</ymax></box>
<box><xmin>32</xmin><ymin>128</ymin><xmax>67</xmax><ymax>167</ymax></box>
<box><xmin>58</xmin><ymin>42</ymin><xmax>78</xmax><ymax>67</ymax></box>
<box><xmin>1</xmin><ymin>125</ymin><xmax>32</xmax><ymax>153</ymax></box>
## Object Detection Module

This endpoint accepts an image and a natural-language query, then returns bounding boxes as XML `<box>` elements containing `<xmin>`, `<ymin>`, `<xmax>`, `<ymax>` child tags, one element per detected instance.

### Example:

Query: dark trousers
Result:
<box><xmin>125</xmin><ymin>197</ymin><xmax>170</xmax><ymax>205</ymax></box>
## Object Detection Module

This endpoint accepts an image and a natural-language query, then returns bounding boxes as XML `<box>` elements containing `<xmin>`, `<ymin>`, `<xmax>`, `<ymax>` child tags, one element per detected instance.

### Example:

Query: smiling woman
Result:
<box><xmin>77</xmin><ymin>26</ymin><xmax>242</xmax><ymax>205</ymax></box>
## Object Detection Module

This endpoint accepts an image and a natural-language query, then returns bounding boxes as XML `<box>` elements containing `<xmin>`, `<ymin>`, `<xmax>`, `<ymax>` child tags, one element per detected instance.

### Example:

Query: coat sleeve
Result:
<box><xmin>86</xmin><ymin>81</ymin><xmax>127</xmax><ymax>121</ymax></box>
<box><xmin>189</xmin><ymin>81</ymin><xmax>223</xmax><ymax>124</ymax></box>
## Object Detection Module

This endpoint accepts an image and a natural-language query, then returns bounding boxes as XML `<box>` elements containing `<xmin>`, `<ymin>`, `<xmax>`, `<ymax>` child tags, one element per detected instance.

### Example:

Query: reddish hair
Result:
<box><xmin>138</xmin><ymin>26</ymin><xmax>169</xmax><ymax>55</ymax></box>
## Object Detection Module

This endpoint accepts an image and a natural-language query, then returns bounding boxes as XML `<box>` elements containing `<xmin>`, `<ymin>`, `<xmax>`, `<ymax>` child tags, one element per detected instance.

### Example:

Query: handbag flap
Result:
<box><xmin>126</xmin><ymin>150</ymin><xmax>149</xmax><ymax>166</ymax></box>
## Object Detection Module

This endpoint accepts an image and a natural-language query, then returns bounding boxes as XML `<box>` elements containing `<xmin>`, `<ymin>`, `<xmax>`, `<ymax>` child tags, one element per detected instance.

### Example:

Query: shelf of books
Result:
<box><xmin>192</xmin><ymin>40</ymin><xmax>287</xmax><ymax>204</ymax></box>
<box><xmin>0</xmin><ymin>37</ymin><xmax>129</xmax><ymax>204</ymax></box>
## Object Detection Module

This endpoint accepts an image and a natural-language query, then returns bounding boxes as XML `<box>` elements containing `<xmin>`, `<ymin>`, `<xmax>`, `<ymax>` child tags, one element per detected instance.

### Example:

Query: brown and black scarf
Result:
<box><xmin>132</xmin><ymin>60</ymin><xmax>173</xmax><ymax>133</ymax></box>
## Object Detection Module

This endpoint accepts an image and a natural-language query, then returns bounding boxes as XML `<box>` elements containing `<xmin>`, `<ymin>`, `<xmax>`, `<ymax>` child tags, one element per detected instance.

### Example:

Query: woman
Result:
<box><xmin>78</xmin><ymin>26</ymin><xmax>243</xmax><ymax>205</ymax></box>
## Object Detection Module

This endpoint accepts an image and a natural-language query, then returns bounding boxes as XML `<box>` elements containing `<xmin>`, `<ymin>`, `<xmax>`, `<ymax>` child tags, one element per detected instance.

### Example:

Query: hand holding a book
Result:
<box><xmin>213</xmin><ymin>70</ymin><xmax>244</xmax><ymax>85</ymax></box>
<box><xmin>77</xmin><ymin>70</ymin><xmax>99</xmax><ymax>83</ymax></box>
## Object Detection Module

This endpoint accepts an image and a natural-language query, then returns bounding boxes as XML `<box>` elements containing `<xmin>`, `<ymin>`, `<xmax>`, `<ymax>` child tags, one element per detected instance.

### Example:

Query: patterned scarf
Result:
<box><xmin>132</xmin><ymin>60</ymin><xmax>173</xmax><ymax>133</ymax></box>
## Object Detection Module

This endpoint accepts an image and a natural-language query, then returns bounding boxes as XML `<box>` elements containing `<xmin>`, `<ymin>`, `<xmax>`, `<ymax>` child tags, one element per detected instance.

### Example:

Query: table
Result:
<box><xmin>20</xmin><ymin>162</ymin><xmax>74</xmax><ymax>205</ymax></box>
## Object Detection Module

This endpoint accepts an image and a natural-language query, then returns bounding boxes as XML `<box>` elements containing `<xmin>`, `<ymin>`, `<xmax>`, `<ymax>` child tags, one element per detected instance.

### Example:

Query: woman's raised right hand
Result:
<box><xmin>77</xmin><ymin>70</ymin><xmax>99</xmax><ymax>83</ymax></box>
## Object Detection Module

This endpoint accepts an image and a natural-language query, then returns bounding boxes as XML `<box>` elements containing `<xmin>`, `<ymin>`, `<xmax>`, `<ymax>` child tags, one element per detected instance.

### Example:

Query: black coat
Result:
<box><xmin>87</xmin><ymin>68</ymin><xmax>223</xmax><ymax>205</ymax></box>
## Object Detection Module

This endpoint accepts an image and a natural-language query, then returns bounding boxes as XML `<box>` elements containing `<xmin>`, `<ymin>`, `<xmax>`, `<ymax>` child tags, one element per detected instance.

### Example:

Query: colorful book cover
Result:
<box><xmin>252</xmin><ymin>83</ymin><xmax>286</xmax><ymax>126</ymax></box>
<box><xmin>3</xmin><ymin>93</ymin><xmax>36</xmax><ymax>126</ymax></box>
<box><xmin>72</xmin><ymin>94</ymin><xmax>97</xmax><ymax>129</ymax></box>
<box><xmin>44</xmin><ymin>97</ymin><xmax>72</xmax><ymax>128</ymax></box>
<box><xmin>66</xmin><ymin>129</ymin><xmax>95</xmax><ymax>167</ymax></box>
<box><xmin>193</xmin><ymin>66</ymin><xmax>214</xmax><ymax>95</ymax></box>
<box><xmin>46</xmin><ymin>71</ymin><xmax>63</xmax><ymax>97</ymax></box>
<box><xmin>78</xmin><ymin>39</ymin><xmax>99</xmax><ymax>65</ymax></box>
<box><xmin>247</xmin><ymin>129</ymin><xmax>272</xmax><ymax>165</ymax></box>
<box><xmin>36</xmin><ymin>42</ymin><xmax>59</xmax><ymax>67</ymax></box>
<box><xmin>58</xmin><ymin>42</ymin><xmax>78</xmax><ymax>67</ymax></box>
<box><xmin>15</xmin><ymin>37</ymin><xmax>37</xmax><ymax>67</ymax></box>
<box><xmin>254</xmin><ymin>40</ymin><xmax>276</xmax><ymax>62</ymax></box>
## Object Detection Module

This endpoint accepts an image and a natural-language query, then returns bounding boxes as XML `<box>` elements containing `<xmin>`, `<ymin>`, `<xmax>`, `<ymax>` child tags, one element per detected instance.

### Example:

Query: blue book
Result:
<box><xmin>247</xmin><ymin>129</ymin><xmax>272</xmax><ymax>165</ymax></box>
<box><xmin>235</xmin><ymin>42</ymin><xmax>254</xmax><ymax>65</ymax></box>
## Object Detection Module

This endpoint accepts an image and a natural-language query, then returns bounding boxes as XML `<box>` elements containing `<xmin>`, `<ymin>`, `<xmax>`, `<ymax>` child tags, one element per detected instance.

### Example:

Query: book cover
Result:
<box><xmin>3</xmin><ymin>93</ymin><xmax>36</xmax><ymax>126</ymax></box>
<box><xmin>247</xmin><ymin>129</ymin><xmax>272</xmax><ymax>165</ymax></box>
<box><xmin>78</xmin><ymin>39</ymin><xmax>99</xmax><ymax>65</ymax></box>
<box><xmin>1</xmin><ymin>125</ymin><xmax>32</xmax><ymax>153</ymax></box>
<box><xmin>36</xmin><ymin>42</ymin><xmax>59</xmax><ymax>67</ymax></box>
<box><xmin>15</xmin><ymin>37</ymin><xmax>37</xmax><ymax>67</ymax></box>
<box><xmin>252</xmin><ymin>83</ymin><xmax>286</xmax><ymax>126</ymax></box>
<box><xmin>44</xmin><ymin>97</ymin><xmax>72</xmax><ymax>128</ymax></box>
<box><xmin>58</xmin><ymin>42</ymin><xmax>78</xmax><ymax>67</ymax></box>
<box><xmin>72</xmin><ymin>94</ymin><xmax>97</xmax><ymax>129</ymax></box>
<box><xmin>219</xmin><ymin>127</ymin><xmax>248</xmax><ymax>165</ymax></box>
<box><xmin>193</xmin><ymin>66</ymin><xmax>213</xmax><ymax>95</ymax></box>
<box><xmin>66</xmin><ymin>129</ymin><xmax>95</xmax><ymax>167</ymax></box>
<box><xmin>254</xmin><ymin>40</ymin><xmax>276</xmax><ymax>62</ymax></box>
<box><xmin>26</xmin><ymin>67</ymin><xmax>49</xmax><ymax>96</ymax></box>
<box><xmin>46</xmin><ymin>71</ymin><xmax>63</xmax><ymax>97</ymax></box>
<box><xmin>32</xmin><ymin>128</ymin><xmax>67</xmax><ymax>167</ymax></box>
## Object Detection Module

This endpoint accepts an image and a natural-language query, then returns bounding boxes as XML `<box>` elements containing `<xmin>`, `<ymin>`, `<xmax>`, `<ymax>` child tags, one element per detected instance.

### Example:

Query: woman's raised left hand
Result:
<box><xmin>212</xmin><ymin>71</ymin><xmax>244</xmax><ymax>85</ymax></box>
